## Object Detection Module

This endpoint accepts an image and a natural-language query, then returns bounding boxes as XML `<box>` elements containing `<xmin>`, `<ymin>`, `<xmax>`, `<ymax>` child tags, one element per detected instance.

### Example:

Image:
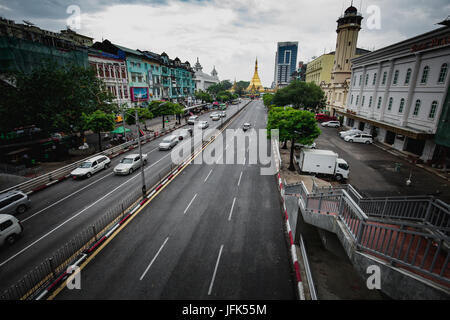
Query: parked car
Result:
<box><xmin>159</xmin><ymin>135</ymin><xmax>179</xmax><ymax>150</ymax></box>
<box><xmin>294</xmin><ymin>142</ymin><xmax>317</xmax><ymax>150</ymax></box>
<box><xmin>243</xmin><ymin>123</ymin><xmax>251</xmax><ymax>131</ymax></box>
<box><xmin>315</xmin><ymin>113</ymin><xmax>337</xmax><ymax>123</ymax></box>
<box><xmin>321</xmin><ymin>121</ymin><xmax>341</xmax><ymax>128</ymax></box>
<box><xmin>0</xmin><ymin>190</ymin><xmax>31</xmax><ymax>215</ymax></box>
<box><xmin>173</xmin><ymin>129</ymin><xmax>190</xmax><ymax>140</ymax></box>
<box><xmin>0</xmin><ymin>214</ymin><xmax>23</xmax><ymax>246</ymax></box>
<box><xmin>187</xmin><ymin>116</ymin><xmax>199</xmax><ymax>125</ymax></box>
<box><xmin>339</xmin><ymin>129</ymin><xmax>363</xmax><ymax>138</ymax></box>
<box><xmin>70</xmin><ymin>155</ymin><xmax>111</xmax><ymax>179</ymax></box>
<box><xmin>198</xmin><ymin>121</ymin><xmax>209</xmax><ymax>129</ymax></box>
<box><xmin>113</xmin><ymin>153</ymin><xmax>148</xmax><ymax>175</ymax></box>
<box><xmin>344</xmin><ymin>133</ymin><xmax>373</xmax><ymax>144</ymax></box>
<box><xmin>212</xmin><ymin>114</ymin><xmax>221</xmax><ymax>121</ymax></box>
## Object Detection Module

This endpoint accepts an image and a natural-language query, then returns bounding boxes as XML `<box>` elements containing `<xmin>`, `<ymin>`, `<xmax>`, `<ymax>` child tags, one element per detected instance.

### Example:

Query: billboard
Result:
<box><xmin>130</xmin><ymin>87</ymin><xmax>149</xmax><ymax>102</ymax></box>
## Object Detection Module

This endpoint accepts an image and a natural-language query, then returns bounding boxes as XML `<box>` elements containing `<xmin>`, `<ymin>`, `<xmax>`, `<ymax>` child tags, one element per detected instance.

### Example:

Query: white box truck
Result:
<box><xmin>297</xmin><ymin>149</ymin><xmax>349</xmax><ymax>181</ymax></box>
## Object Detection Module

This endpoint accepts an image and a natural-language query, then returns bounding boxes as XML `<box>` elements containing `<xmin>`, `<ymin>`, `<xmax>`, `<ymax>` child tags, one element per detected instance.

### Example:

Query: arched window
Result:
<box><xmin>372</xmin><ymin>73</ymin><xmax>377</xmax><ymax>85</ymax></box>
<box><xmin>399</xmin><ymin>98</ymin><xmax>405</xmax><ymax>113</ymax></box>
<box><xmin>393</xmin><ymin>70</ymin><xmax>399</xmax><ymax>85</ymax></box>
<box><xmin>365</xmin><ymin>74</ymin><xmax>369</xmax><ymax>85</ymax></box>
<box><xmin>388</xmin><ymin>97</ymin><xmax>393</xmax><ymax>110</ymax></box>
<box><xmin>429</xmin><ymin>101</ymin><xmax>438</xmax><ymax>119</ymax></box>
<box><xmin>405</xmin><ymin>68</ymin><xmax>412</xmax><ymax>84</ymax></box>
<box><xmin>369</xmin><ymin>96</ymin><xmax>373</xmax><ymax>108</ymax></box>
<box><xmin>413</xmin><ymin>100</ymin><xmax>421</xmax><ymax>116</ymax></box>
<box><xmin>382</xmin><ymin>71</ymin><xmax>387</xmax><ymax>85</ymax></box>
<box><xmin>438</xmin><ymin>63</ymin><xmax>448</xmax><ymax>83</ymax></box>
<box><xmin>377</xmin><ymin>97</ymin><xmax>382</xmax><ymax>109</ymax></box>
<box><xmin>420</xmin><ymin>66</ymin><xmax>429</xmax><ymax>84</ymax></box>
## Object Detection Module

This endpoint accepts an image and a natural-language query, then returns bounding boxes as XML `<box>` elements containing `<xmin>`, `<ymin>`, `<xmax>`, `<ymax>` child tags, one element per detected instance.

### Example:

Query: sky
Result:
<box><xmin>0</xmin><ymin>0</ymin><xmax>449</xmax><ymax>87</ymax></box>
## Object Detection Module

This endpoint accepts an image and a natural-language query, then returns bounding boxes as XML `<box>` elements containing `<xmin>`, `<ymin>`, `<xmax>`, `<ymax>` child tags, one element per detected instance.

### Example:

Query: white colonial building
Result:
<box><xmin>341</xmin><ymin>24</ymin><xmax>450</xmax><ymax>162</ymax></box>
<box><xmin>193</xmin><ymin>57</ymin><xmax>219</xmax><ymax>91</ymax></box>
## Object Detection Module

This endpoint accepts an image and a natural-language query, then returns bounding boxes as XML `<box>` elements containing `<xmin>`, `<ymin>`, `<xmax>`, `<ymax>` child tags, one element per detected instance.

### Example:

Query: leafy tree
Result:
<box><xmin>194</xmin><ymin>90</ymin><xmax>213</xmax><ymax>103</ymax></box>
<box><xmin>262</xmin><ymin>93</ymin><xmax>275</xmax><ymax>108</ymax></box>
<box><xmin>81</xmin><ymin>110</ymin><xmax>115</xmax><ymax>151</ymax></box>
<box><xmin>148</xmin><ymin>101</ymin><xmax>184</xmax><ymax>128</ymax></box>
<box><xmin>0</xmin><ymin>62</ymin><xmax>114</xmax><ymax>134</ymax></box>
<box><xmin>267</xmin><ymin>107</ymin><xmax>321</xmax><ymax>171</ymax></box>
<box><xmin>272</xmin><ymin>80</ymin><xmax>326</xmax><ymax>111</ymax></box>
<box><xmin>125</xmin><ymin>107</ymin><xmax>153</xmax><ymax>130</ymax></box>
<box><xmin>206</xmin><ymin>80</ymin><xmax>233</xmax><ymax>96</ymax></box>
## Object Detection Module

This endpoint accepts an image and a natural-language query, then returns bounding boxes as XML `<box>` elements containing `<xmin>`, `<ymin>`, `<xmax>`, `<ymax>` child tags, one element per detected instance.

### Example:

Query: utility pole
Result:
<box><xmin>135</xmin><ymin>102</ymin><xmax>147</xmax><ymax>197</ymax></box>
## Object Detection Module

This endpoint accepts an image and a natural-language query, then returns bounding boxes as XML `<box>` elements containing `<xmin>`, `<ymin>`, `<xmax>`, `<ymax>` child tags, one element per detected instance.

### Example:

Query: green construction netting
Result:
<box><xmin>0</xmin><ymin>36</ymin><xmax>88</xmax><ymax>74</ymax></box>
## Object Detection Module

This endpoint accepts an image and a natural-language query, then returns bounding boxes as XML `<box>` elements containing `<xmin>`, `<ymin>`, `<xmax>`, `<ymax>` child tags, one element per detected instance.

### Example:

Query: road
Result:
<box><xmin>0</xmin><ymin>101</ymin><xmax>247</xmax><ymax>294</ymax></box>
<box><xmin>54</xmin><ymin>100</ymin><xmax>295</xmax><ymax>299</ymax></box>
<box><xmin>315</xmin><ymin>126</ymin><xmax>450</xmax><ymax>203</ymax></box>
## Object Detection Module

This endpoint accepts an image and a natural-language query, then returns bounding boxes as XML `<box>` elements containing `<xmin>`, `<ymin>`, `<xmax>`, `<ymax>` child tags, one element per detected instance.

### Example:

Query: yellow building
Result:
<box><xmin>305</xmin><ymin>53</ymin><xmax>335</xmax><ymax>85</ymax></box>
<box><xmin>247</xmin><ymin>58</ymin><xmax>264</xmax><ymax>93</ymax></box>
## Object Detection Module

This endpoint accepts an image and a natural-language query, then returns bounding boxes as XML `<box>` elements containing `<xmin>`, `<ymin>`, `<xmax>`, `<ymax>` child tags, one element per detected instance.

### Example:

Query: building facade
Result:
<box><xmin>193</xmin><ymin>58</ymin><xmax>219</xmax><ymax>91</ymax></box>
<box><xmin>342</xmin><ymin>25</ymin><xmax>450</xmax><ymax>162</ymax></box>
<box><xmin>274</xmin><ymin>41</ymin><xmax>298</xmax><ymax>88</ymax></box>
<box><xmin>305</xmin><ymin>53</ymin><xmax>335</xmax><ymax>85</ymax></box>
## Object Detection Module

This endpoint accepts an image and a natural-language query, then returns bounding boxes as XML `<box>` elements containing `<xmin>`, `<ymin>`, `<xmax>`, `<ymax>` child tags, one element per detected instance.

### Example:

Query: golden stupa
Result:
<box><xmin>247</xmin><ymin>58</ymin><xmax>264</xmax><ymax>93</ymax></box>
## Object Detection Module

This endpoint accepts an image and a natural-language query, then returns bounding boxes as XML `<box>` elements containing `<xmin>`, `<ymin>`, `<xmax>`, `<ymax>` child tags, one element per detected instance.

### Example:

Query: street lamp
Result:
<box><xmin>134</xmin><ymin>92</ymin><xmax>147</xmax><ymax>197</ymax></box>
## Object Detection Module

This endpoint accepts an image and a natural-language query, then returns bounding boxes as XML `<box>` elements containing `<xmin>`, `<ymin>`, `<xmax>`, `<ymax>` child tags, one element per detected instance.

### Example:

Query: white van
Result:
<box><xmin>0</xmin><ymin>214</ymin><xmax>23</xmax><ymax>246</ymax></box>
<box><xmin>70</xmin><ymin>155</ymin><xmax>111</xmax><ymax>179</ymax></box>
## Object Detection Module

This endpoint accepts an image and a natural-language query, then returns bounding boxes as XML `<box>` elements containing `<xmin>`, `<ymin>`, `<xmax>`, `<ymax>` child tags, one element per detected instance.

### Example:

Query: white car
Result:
<box><xmin>198</xmin><ymin>121</ymin><xmax>209</xmax><ymax>129</ymax></box>
<box><xmin>212</xmin><ymin>114</ymin><xmax>220</xmax><ymax>121</ymax></box>
<box><xmin>210</xmin><ymin>112</ymin><xmax>219</xmax><ymax>119</ymax></box>
<box><xmin>321</xmin><ymin>121</ymin><xmax>341</xmax><ymax>128</ymax></box>
<box><xmin>294</xmin><ymin>142</ymin><xmax>316</xmax><ymax>150</ymax></box>
<box><xmin>187</xmin><ymin>115</ymin><xmax>198</xmax><ymax>125</ymax></box>
<box><xmin>0</xmin><ymin>214</ymin><xmax>23</xmax><ymax>246</ymax></box>
<box><xmin>344</xmin><ymin>133</ymin><xmax>373</xmax><ymax>144</ymax></box>
<box><xmin>220</xmin><ymin>111</ymin><xmax>226</xmax><ymax>117</ymax></box>
<box><xmin>173</xmin><ymin>129</ymin><xmax>190</xmax><ymax>140</ymax></box>
<box><xmin>71</xmin><ymin>155</ymin><xmax>111</xmax><ymax>179</ymax></box>
<box><xmin>339</xmin><ymin>129</ymin><xmax>363</xmax><ymax>138</ymax></box>
<box><xmin>159</xmin><ymin>135</ymin><xmax>179</xmax><ymax>150</ymax></box>
<box><xmin>113</xmin><ymin>153</ymin><xmax>148</xmax><ymax>175</ymax></box>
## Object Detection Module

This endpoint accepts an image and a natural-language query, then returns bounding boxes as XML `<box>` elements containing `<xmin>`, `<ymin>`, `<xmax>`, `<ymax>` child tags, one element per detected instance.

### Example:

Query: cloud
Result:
<box><xmin>0</xmin><ymin>0</ymin><xmax>447</xmax><ymax>87</ymax></box>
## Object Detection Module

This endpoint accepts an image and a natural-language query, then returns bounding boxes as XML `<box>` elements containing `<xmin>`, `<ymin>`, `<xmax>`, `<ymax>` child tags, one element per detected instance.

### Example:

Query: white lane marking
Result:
<box><xmin>228</xmin><ymin>197</ymin><xmax>237</xmax><ymax>221</ymax></box>
<box><xmin>184</xmin><ymin>193</ymin><xmax>198</xmax><ymax>215</ymax></box>
<box><xmin>0</xmin><ymin>152</ymin><xmax>172</xmax><ymax>268</ymax></box>
<box><xmin>237</xmin><ymin>171</ymin><xmax>243</xmax><ymax>187</ymax></box>
<box><xmin>204</xmin><ymin>169</ymin><xmax>213</xmax><ymax>183</ymax></box>
<box><xmin>139</xmin><ymin>237</ymin><xmax>169</xmax><ymax>281</ymax></box>
<box><xmin>208</xmin><ymin>244</ymin><xmax>224</xmax><ymax>296</ymax></box>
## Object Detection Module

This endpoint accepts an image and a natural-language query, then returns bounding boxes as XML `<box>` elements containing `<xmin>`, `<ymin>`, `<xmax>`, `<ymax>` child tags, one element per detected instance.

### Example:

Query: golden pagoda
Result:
<box><xmin>230</xmin><ymin>78</ymin><xmax>238</xmax><ymax>92</ymax></box>
<box><xmin>247</xmin><ymin>58</ymin><xmax>264</xmax><ymax>93</ymax></box>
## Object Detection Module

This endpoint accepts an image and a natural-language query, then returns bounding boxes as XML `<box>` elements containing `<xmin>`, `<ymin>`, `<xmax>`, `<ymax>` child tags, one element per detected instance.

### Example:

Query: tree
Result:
<box><xmin>194</xmin><ymin>90</ymin><xmax>213</xmax><ymax>103</ymax></box>
<box><xmin>262</xmin><ymin>93</ymin><xmax>275</xmax><ymax>108</ymax></box>
<box><xmin>81</xmin><ymin>110</ymin><xmax>115</xmax><ymax>151</ymax></box>
<box><xmin>0</xmin><ymin>62</ymin><xmax>115</xmax><ymax>135</ymax></box>
<box><xmin>125</xmin><ymin>107</ymin><xmax>153</xmax><ymax>130</ymax></box>
<box><xmin>206</xmin><ymin>80</ymin><xmax>233</xmax><ymax>96</ymax></box>
<box><xmin>267</xmin><ymin>107</ymin><xmax>321</xmax><ymax>171</ymax></box>
<box><xmin>148</xmin><ymin>101</ymin><xmax>184</xmax><ymax>128</ymax></box>
<box><xmin>272</xmin><ymin>80</ymin><xmax>326</xmax><ymax>111</ymax></box>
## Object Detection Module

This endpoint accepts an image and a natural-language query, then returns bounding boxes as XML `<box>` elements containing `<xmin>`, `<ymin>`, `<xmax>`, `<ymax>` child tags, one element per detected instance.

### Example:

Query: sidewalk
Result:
<box><xmin>373</xmin><ymin>141</ymin><xmax>450</xmax><ymax>182</ymax></box>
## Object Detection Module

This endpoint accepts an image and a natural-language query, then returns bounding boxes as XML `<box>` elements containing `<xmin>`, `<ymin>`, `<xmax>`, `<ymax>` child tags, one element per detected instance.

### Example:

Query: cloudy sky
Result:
<box><xmin>1</xmin><ymin>0</ymin><xmax>448</xmax><ymax>87</ymax></box>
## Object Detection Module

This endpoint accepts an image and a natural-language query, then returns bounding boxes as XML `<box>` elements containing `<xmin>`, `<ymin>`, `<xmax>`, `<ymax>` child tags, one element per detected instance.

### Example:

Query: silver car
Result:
<box><xmin>0</xmin><ymin>190</ymin><xmax>31</xmax><ymax>215</ymax></box>
<box><xmin>198</xmin><ymin>121</ymin><xmax>209</xmax><ymax>129</ymax></box>
<box><xmin>114</xmin><ymin>153</ymin><xmax>148</xmax><ymax>175</ymax></box>
<box><xmin>159</xmin><ymin>135</ymin><xmax>179</xmax><ymax>150</ymax></box>
<box><xmin>0</xmin><ymin>214</ymin><xmax>23</xmax><ymax>245</ymax></box>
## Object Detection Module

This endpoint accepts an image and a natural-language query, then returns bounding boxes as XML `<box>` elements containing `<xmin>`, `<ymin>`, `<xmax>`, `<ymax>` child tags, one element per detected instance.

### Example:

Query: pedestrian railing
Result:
<box><xmin>298</xmin><ymin>182</ymin><xmax>449</xmax><ymax>286</ymax></box>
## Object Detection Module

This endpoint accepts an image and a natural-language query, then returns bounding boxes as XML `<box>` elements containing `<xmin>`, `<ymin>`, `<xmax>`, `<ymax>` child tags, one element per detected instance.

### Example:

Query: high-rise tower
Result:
<box><xmin>331</xmin><ymin>4</ymin><xmax>363</xmax><ymax>84</ymax></box>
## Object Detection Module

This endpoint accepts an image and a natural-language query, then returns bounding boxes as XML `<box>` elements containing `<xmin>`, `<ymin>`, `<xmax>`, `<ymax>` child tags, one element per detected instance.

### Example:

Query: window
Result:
<box><xmin>372</xmin><ymin>73</ymin><xmax>377</xmax><ymax>85</ymax></box>
<box><xmin>420</xmin><ymin>66</ymin><xmax>429</xmax><ymax>84</ymax></box>
<box><xmin>353</xmin><ymin>76</ymin><xmax>356</xmax><ymax>86</ymax></box>
<box><xmin>351</xmin><ymin>95</ymin><xmax>354</xmax><ymax>104</ymax></box>
<box><xmin>405</xmin><ymin>68</ymin><xmax>412</xmax><ymax>84</ymax></box>
<box><xmin>10</xmin><ymin>194</ymin><xmax>24</xmax><ymax>202</ymax></box>
<box><xmin>382</xmin><ymin>71</ymin><xmax>387</xmax><ymax>85</ymax></box>
<box><xmin>413</xmin><ymin>100</ymin><xmax>421</xmax><ymax>116</ymax></box>
<box><xmin>393</xmin><ymin>70</ymin><xmax>399</xmax><ymax>85</ymax></box>
<box><xmin>377</xmin><ymin>97</ymin><xmax>382</xmax><ymax>109</ymax></box>
<box><xmin>365</xmin><ymin>74</ymin><xmax>369</xmax><ymax>85</ymax></box>
<box><xmin>0</xmin><ymin>220</ymin><xmax>13</xmax><ymax>232</ymax></box>
<box><xmin>429</xmin><ymin>101</ymin><xmax>438</xmax><ymax>119</ymax></box>
<box><xmin>359</xmin><ymin>75</ymin><xmax>362</xmax><ymax>86</ymax></box>
<box><xmin>362</xmin><ymin>96</ymin><xmax>365</xmax><ymax>106</ymax></box>
<box><xmin>438</xmin><ymin>63</ymin><xmax>448</xmax><ymax>83</ymax></box>
<box><xmin>399</xmin><ymin>98</ymin><xmax>405</xmax><ymax>113</ymax></box>
<box><xmin>356</xmin><ymin>95</ymin><xmax>359</xmax><ymax>105</ymax></box>
<box><xmin>388</xmin><ymin>97</ymin><xmax>393</xmax><ymax>110</ymax></box>
<box><xmin>368</xmin><ymin>96</ymin><xmax>373</xmax><ymax>108</ymax></box>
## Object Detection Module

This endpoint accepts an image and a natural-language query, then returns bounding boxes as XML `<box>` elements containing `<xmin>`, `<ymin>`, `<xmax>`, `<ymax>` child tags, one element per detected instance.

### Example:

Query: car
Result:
<box><xmin>243</xmin><ymin>123</ymin><xmax>251</xmax><ymax>131</ymax></box>
<box><xmin>187</xmin><ymin>115</ymin><xmax>199</xmax><ymax>125</ymax></box>
<box><xmin>0</xmin><ymin>214</ymin><xmax>23</xmax><ymax>246</ymax></box>
<box><xmin>220</xmin><ymin>111</ymin><xmax>226</xmax><ymax>117</ymax></box>
<box><xmin>294</xmin><ymin>142</ymin><xmax>317</xmax><ymax>150</ymax></box>
<box><xmin>321</xmin><ymin>121</ymin><xmax>341</xmax><ymax>128</ymax></box>
<box><xmin>339</xmin><ymin>129</ymin><xmax>363</xmax><ymax>138</ymax></box>
<box><xmin>315</xmin><ymin>113</ymin><xmax>338</xmax><ymax>123</ymax></box>
<box><xmin>173</xmin><ymin>129</ymin><xmax>190</xmax><ymax>140</ymax></box>
<box><xmin>212</xmin><ymin>114</ymin><xmax>220</xmax><ymax>121</ymax></box>
<box><xmin>0</xmin><ymin>190</ymin><xmax>31</xmax><ymax>215</ymax></box>
<box><xmin>198</xmin><ymin>121</ymin><xmax>209</xmax><ymax>129</ymax></box>
<box><xmin>159</xmin><ymin>135</ymin><xmax>179</xmax><ymax>150</ymax></box>
<box><xmin>70</xmin><ymin>155</ymin><xmax>111</xmax><ymax>179</ymax></box>
<box><xmin>113</xmin><ymin>153</ymin><xmax>148</xmax><ymax>175</ymax></box>
<box><xmin>210</xmin><ymin>112</ymin><xmax>219</xmax><ymax>118</ymax></box>
<box><xmin>344</xmin><ymin>133</ymin><xmax>373</xmax><ymax>144</ymax></box>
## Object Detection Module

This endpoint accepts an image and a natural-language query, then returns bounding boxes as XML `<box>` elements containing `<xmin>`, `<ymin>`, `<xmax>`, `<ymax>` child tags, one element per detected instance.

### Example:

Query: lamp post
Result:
<box><xmin>135</xmin><ymin>92</ymin><xmax>147</xmax><ymax>197</ymax></box>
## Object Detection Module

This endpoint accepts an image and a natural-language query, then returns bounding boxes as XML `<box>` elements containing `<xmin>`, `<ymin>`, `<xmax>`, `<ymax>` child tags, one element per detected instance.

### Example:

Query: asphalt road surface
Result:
<box><xmin>54</xmin><ymin>100</ymin><xmax>296</xmax><ymax>299</ymax></box>
<box><xmin>0</xmin><ymin>101</ymin><xmax>248</xmax><ymax>293</ymax></box>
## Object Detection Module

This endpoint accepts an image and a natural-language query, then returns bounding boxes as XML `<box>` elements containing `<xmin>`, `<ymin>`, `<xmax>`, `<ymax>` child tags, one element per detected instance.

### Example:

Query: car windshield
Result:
<box><xmin>121</xmin><ymin>158</ymin><xmax>134</xmax><ymax>164</ymax></box>
<box><xmin>163</xmin><ymin>137</ymin><xmax>172</xmax><ymax>142</ymax></box>
<box><xmin>79</xmin><ymin>162</ymin><xmax>92</xmax><ymax>168</ymax></box>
